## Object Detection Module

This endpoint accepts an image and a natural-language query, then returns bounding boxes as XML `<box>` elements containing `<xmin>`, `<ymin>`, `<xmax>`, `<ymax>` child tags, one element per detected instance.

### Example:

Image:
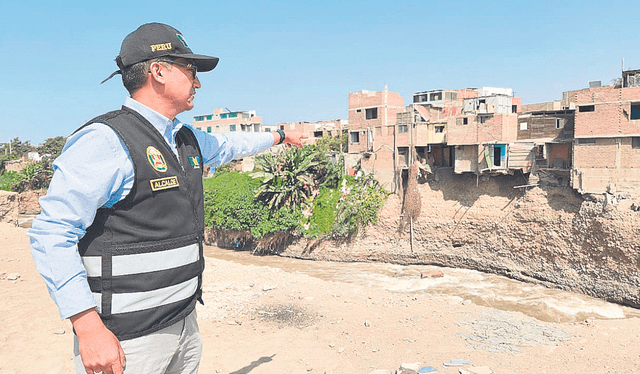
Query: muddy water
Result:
<box><xmin>205</xmin><ymin>245</ymin><xmax>640</xmax><ymax>323</ymax></box>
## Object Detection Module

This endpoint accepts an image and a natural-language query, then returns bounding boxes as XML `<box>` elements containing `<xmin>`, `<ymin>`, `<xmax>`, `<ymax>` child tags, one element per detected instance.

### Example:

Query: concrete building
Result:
<box><xmin>395</xmin><ymin>88</ymin><xmax>479</xmax><ymax>173</ymax></box>
<box><xmin>193</xmin><ymin>108</ymin><xmax>263</xmax><ymax>134</ymax></box>
<box><xmin>569</xmin><ymin>80</ymin><xmax>640</xmax><ymax>194</ymax></box>
<box><xmin>276</xmin><ymin>119</ymin><xmax>348</xmax><ymax>146</ymax></box>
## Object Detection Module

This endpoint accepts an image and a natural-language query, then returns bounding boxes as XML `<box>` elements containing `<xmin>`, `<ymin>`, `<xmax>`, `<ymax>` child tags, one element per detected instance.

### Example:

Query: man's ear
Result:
<box><xmin>148</xmin><ymin>61</ymin><xmax>166</xmax><ymax>82</ymax></box>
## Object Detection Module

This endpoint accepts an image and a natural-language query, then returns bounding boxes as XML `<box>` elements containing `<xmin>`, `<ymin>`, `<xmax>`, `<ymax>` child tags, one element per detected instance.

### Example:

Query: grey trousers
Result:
<box><xmin>74</xmin><ymin>310</ymin><xmax>202</xmax><ymax>374</ymax></box>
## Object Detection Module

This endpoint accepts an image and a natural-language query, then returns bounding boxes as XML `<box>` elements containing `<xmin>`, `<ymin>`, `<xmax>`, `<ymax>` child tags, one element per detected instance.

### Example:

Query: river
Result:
<box><xmin>205</xmin><ymin>245</ymin><xmax>640</xmax><ymax>323</ymax></box>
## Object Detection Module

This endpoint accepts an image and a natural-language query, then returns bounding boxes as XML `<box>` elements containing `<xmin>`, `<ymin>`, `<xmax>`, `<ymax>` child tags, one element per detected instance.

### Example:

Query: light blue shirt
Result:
<box><xmin>28</xmin><ymin>97</ymin><xmax>274</xmax><ymax>320</ymax></box>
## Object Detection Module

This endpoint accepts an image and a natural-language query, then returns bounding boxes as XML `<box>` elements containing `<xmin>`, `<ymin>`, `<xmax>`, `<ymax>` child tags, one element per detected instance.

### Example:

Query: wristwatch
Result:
<box><xmin>276</xmin><ymin>129</ymin><xmax>286</xmax><ymax>145</ymax></box>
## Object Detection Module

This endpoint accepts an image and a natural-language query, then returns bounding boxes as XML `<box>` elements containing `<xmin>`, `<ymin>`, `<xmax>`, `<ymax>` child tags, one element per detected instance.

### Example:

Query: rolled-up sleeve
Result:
<box><xmin>28</xmin><ymin>124</ymin><xmax>134</xmax><ymax>320</ymax></box>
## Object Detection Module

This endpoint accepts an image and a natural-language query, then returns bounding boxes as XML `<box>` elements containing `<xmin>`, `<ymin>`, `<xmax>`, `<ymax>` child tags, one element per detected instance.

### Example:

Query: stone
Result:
<box><xmin>397</xmin><ymin>362</ymin><xmax>421</xmax><ymax>373</ymax></box>
<box><xmin>420</xmin><ymin>270</ymin><xmax>444</xmax><ymax>278</ymax></box>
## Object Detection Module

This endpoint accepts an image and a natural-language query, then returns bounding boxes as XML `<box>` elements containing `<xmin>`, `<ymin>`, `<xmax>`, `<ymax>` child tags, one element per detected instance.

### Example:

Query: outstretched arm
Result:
<box><xmin>271</xmin><ymin>130</ymin><xmax>308</xmax><ymax>148</ymax></box>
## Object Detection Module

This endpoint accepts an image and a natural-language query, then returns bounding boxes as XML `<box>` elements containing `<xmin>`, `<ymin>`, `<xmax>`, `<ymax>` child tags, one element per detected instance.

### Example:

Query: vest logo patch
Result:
<box><xmin>150</xmin><ymin>176</ymin><xmax>179</xmax><ymax>191</ymax></box>
<box><xmin>146</xmin><ymin>146</ymin><xmax>168</xmax><ymax>172</ymax></box>
<box><xmin>188</xmin><ymin>156</ymin><xmax>201</xmax><ymax>169</ymax></box>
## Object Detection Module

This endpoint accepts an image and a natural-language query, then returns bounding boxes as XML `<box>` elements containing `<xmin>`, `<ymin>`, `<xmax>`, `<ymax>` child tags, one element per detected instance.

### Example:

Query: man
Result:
<box><xmin>28</xmin><ymin>22</ymin><xmax>305</xmax><ymax>374</ymax></box>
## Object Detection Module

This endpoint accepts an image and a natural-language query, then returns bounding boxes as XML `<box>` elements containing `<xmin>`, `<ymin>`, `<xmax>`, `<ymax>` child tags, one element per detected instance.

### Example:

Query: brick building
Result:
<box><xmin>569</xmin><ymin>82</ymin><xmax>640</xmax><ymax>194</ymax></box>
<box><xmin>347</xmin><ymin>87</ymin><xmax>405</xmax><ymax>191</ymax></box>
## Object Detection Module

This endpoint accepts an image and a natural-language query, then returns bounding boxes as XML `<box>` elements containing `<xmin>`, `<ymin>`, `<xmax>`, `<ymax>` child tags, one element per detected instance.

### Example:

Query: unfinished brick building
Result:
<box><xmin>569</xmin><ymin>82</ymin><xmax>640</xmax><ymax>194</ymax></box>
<box><xmin>347</xmin><ymin>87</ymin><xmax>405</xmax><ymax>191</ymax></box>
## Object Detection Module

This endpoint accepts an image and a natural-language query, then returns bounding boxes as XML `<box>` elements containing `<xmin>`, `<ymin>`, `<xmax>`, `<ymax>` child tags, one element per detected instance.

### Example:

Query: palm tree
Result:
<box><xmin>251</xmin><ymin>147</ymin><xmax>319</xmax><ymax>209</ymax></box>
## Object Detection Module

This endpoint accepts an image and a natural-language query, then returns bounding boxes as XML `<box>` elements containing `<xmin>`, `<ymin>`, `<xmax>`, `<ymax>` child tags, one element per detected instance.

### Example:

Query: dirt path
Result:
<box><xmin>1</xmin><ymin>222</ymin><xmax>639</xmax><ymax>374</ymax></box>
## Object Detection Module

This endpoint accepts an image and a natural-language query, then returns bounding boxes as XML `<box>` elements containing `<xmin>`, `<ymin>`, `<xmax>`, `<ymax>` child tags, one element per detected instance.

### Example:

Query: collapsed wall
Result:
<box><xmin>282</xmin><ymin>168</ymin><xmax>640</xmax><ymax>308</ymax></box>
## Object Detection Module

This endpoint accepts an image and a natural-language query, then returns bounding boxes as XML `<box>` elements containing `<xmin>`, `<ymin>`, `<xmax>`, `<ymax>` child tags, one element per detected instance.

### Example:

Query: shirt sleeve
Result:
<box><xmin>187</xmin><ymin>125</ymin><xmax>275</xmax><ymax>167</ymax></box>
<box><xmin>27</xmin><ymin>123</ymin><xmax>134</xmax><ymax>320</ymax></box>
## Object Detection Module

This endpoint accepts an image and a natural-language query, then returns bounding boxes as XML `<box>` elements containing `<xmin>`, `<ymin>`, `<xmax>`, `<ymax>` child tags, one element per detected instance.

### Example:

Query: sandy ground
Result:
<box><xmin>2</xmin><ymin>222</ymin><xmax>640</xmax><ymax>374</ymax></box>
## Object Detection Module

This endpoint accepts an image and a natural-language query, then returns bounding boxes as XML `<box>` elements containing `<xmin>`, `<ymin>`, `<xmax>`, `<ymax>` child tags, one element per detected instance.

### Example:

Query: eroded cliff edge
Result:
<box><xmin>280</xmin><ymin>169</ymin><xmax>640</xmax><ymax>308</ymax></box>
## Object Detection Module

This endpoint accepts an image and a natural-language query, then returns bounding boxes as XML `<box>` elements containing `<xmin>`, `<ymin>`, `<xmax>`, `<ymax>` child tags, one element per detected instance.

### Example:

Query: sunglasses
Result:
<box><xmin>156</xmin><ymin>58</ymin><xmax>197</xmax><ymax>80</ymax></box>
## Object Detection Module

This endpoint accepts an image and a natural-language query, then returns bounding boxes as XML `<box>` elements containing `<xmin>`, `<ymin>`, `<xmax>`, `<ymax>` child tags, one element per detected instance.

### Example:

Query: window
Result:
<box><xmin>556</xmin><ymin>119</ymin><xmax>563</xmax><ymax>129</ymax></box>
<box><xmin>435</xmin><ymin>126</ymin><xmax>444</xmax><ymax>133</ymax></box>
<box><xmin>631</xmin><ymin>103</ymin><xmax>640</xmax><ymax>120</ymax></box>
<box><xmin>350</xmin><ymin>132</ymin><xmax>360</xmax><ymax>144</ymax></box>
<box><xmin>206</xmin><ymin>126</ymin><xmax>212</xmax><ymax>133</ymax></box>
<box><xmin>206</xmin><ymin>115</ymin><xmax>212</xmax><ymax>120</ymax></box>
<box><xmin>280</xmin><ymin>125</ymin><xmax>285</xmax><ymax>130</ymax></box>
<box><xmin>365</xmin><ymin>108</ymin><xmax>378</xmax><ymax>120</ymax></box>
<box><xmin>633</xmin><ymin>137</ymin><xmax>640</xmax><ymax>149</ymax></box>
<box><xmin>456</xmin><ymin>118</ymin><xmax>469</xmax><ymax>126</ymax></box>
<box><xmin>220</xmin><ymin>113</ymin><xmax>227</xmax><ymax>119</ymax></box>
<box><xmin>356</xmin><ymin>109</ymin><xmax>362</xmax><ymax>113</ymax></box>
<box><xmin>579</xmin><ymin>105</ymin><xmax>595</xmax><ymax>112</ymax></box>
<box><xmin>230</xmin><ymin>124</ymin><xmax>236</xmax><ymax>131</ymax></box>
<box><xmin>520</xmin><ymin>122</ymin><xmax>528</xmax><ymax>130</ymax></box>
<box><xmin>430</xmin><ymin>92</ymin><xmax>442</xmax><ymax>101</ymax></box>
<box><xmin>512</xmin><ymin>105</ymin><xmax>518</xmax><ymax>113</ymax></box>
<box><xmin>398</xmin><ymin>125</ymin><xmax>408</xmax><ymax>133</ymax></box>
<box><xmin>479</xmin><ymin>115</ymin><xmax>491</xmax><ymax>124</ymax></box>
<box><xmin>314</xmin><ymin>131</ymin><xmax>323</xmax><ymax>138</ymax></box>
<box><xmin>577</xmin><ymin>138</ymin><xmax>596</xmax><ymax>145</ymax></box>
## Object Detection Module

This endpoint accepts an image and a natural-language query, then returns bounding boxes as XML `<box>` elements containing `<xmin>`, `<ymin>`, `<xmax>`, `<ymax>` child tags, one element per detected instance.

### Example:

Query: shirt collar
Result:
<box><xmin>123</xmin><ymin>97</ymin><xmax>183</xmax><ymax>137</ymax></box>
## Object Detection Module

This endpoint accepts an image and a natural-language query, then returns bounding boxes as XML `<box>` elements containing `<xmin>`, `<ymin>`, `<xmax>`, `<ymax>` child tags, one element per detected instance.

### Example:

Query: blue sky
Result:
<box><xmin>1</xmin><ymin>0</ymin><xmax>639</xmax><ymax>145</ymax></box>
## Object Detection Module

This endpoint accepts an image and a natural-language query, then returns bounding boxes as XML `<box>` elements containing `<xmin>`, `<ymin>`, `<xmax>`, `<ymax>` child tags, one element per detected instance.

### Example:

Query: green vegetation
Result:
<box><xmin>203</xmin><ymin>170</ymin><xmax>302</xmax><ymax>239</ymax></box>
<box><xmin>0</xmin><ymin>136</ymin><xmax>66</xmax><ymax>192</ymax></box>
<box><xmin>204</xmin><ymin>145</ymin><xmax>388</xmax><ymax>253</ymax></box>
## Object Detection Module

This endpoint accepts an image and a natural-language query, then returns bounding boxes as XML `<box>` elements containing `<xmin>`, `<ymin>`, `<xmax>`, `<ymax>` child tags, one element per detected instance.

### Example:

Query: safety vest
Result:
<box><xmin>77</xmin><ymin>107</ymin><xmax>205</xmax><ymax>341</ymax></box>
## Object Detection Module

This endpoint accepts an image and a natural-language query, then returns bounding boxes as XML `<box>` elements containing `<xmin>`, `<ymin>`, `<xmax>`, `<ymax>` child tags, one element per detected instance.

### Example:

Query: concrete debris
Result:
<box><xmin>444</xmin><ymin>359</ymin><xmax>471</xmax><ymax>367</ymax></box>
<box><xmin>456</xmin><ymin>310</ymin><xmax>571</xmax><ymax>354</ymax></box>
<box><xmin>418</xmin><ymin>367</ymin><xmax>438</xmax><ymax>373</ymax></box>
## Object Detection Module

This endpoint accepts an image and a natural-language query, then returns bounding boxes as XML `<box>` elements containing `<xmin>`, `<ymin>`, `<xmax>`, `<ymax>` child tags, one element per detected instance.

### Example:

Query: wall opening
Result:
<box><xmin>579</xmin><ymin>105</ymin><xmax>595</xmax><ymax>112</ymax></box>
<box><xmin>631</xmin><ymin>103</ymin><xmax>640</xmax><ymax>120</ymax></box>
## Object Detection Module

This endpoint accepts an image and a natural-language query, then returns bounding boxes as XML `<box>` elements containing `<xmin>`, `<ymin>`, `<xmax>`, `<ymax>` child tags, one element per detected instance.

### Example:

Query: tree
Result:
<box><xmin>37</xmin><ymin>136</ymin><xmax>66</xmax><ymax>160</ymax></box>
<box><xmin>251</xmin><ymin>147</ymin><xmax>318</xmax><ymax>209</ymax></box>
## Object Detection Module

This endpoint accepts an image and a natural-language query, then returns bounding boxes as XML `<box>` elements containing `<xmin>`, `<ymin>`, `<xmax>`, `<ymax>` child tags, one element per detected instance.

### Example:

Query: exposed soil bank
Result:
<box><xmin>276</xmin><ymin>168</ymin><xmax>640</xmax><ymax>308</ymax></box>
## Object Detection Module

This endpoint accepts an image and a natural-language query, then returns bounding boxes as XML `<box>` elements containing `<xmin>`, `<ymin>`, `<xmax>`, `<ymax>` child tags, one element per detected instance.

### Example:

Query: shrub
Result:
<box><xmin>0</xmin><ymin>171</ymin><xmax>19</xmax><ymax>191</ymax></box>
<box><xmin>332</xmin><ymin>174</ymin><xmax>388</xmax><ymax>238</ymax></box>
<box><xmin>203</xmin><ymin>171</ymin><xmax>302</xmax><ymax>242</ymax></box>
<box><xmin>305</xmin><ymin>187</ymin><xmax>342</xmax><ymax>238</ymax></box>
